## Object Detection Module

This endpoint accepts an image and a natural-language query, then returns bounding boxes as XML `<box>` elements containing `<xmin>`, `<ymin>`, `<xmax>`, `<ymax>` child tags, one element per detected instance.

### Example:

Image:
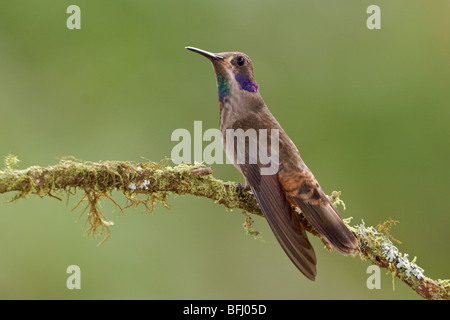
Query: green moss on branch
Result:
<box><xmin>0</xmin><ymin>157</ymin><xmax>448</xmax><ymax>300</ymax></box>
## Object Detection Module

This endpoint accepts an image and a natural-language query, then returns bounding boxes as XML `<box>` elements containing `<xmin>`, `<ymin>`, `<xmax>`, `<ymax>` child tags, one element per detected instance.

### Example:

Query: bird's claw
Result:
<box><xmin>225</xmin><ymin>182</ymin><xmax>252</xmax><ymax>196</ymax></box>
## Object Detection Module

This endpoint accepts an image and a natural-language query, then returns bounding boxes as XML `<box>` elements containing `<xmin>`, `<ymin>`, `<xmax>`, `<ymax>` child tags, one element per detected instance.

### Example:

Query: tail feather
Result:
<box><xmin>279</xmin><ymin>169</ymin><xmax>359</xmax><ymax>254</ymax></box>
<box><xmin>293</xmin><ymin>191</ymin><xmax>358</xmax><ymax>254</ymax></box>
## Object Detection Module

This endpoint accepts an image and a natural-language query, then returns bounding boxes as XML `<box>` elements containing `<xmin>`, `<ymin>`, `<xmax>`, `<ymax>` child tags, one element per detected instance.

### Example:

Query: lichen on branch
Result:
<box><xmin>0</xmin><ymin>156</ymin><xmax>448</xmax><ymax>300</ymax></box>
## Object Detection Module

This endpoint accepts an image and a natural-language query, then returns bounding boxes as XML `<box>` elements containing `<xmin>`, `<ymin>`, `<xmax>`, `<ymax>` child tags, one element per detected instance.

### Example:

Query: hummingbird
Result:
<box><xmin>186</xmin><ymin>46</ymin><xmax>359</xmax><ymax>280</ymax></box>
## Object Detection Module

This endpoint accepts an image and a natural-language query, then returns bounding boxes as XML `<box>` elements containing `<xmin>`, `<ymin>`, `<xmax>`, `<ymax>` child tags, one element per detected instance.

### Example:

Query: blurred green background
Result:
<box><xmin>0</xmin><ymin>1</ymin><xmax>449</xmax><ymax>299</ymax></box>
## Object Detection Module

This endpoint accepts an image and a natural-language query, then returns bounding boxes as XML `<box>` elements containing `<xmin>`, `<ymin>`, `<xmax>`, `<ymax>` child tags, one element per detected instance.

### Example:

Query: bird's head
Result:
<box><xmin>186</xmin><ymin>46</ymin><xmax>259</xmax><ymax>102</ymax></box>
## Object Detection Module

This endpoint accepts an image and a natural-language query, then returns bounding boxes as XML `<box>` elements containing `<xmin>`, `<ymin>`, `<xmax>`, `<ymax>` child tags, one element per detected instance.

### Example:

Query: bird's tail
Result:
<box><xmin>279</xmin><ymin>170</ymin><xmax>359</xmax><ymax>254</ymax></box>
<box><xmin>293</xmin><ymin>190</ymin><xmax>359</xmax><ymax>254</ymax></box>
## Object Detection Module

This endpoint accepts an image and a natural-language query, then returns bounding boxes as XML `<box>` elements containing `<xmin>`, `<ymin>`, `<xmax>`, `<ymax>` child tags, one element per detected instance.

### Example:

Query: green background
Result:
<box><xmin>0</xmin><ymin>1</ymin><xmax>449</xmax><ymax>299</ymax></box>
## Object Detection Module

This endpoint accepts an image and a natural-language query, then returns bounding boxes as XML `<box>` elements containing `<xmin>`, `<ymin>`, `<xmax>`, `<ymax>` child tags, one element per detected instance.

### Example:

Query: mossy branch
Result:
<box><xmin>0</xmin><ymin>157</ymin><xmax>448</xmax><ymax>300</ymax></box>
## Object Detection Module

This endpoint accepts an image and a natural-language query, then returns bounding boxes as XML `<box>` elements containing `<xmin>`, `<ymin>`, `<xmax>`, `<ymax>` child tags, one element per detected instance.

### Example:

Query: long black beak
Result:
<box><xmin>185</xmin><ymin>46</ymin><xmax>224</xmax><ymax>61</ymax></box>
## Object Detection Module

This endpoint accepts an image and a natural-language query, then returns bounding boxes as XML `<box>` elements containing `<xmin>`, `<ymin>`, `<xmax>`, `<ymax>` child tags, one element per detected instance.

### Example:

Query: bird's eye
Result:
<box><xmin>236</xmin><ymin>56</ymin><xmax>245</xmax><ymax>66</ymax></box>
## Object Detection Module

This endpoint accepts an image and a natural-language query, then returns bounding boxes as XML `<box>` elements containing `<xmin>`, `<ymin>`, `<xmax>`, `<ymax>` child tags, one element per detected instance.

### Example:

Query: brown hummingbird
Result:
<box><xmin>186</xmin><ymin>46</ymin><xmax>359</xmax><ymax>280</ymax></box>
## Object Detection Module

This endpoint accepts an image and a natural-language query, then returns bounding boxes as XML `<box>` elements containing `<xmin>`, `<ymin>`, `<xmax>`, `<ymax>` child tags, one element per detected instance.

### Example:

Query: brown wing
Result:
<box><xmin>240</xmin><ymin>162</ymin><xmax>317</xmax><ymax>280</ymax></box>
<box><xmin>279</xmin><ymin>169</ymin><xmax>359</xmax><ymax>254</ymax></box>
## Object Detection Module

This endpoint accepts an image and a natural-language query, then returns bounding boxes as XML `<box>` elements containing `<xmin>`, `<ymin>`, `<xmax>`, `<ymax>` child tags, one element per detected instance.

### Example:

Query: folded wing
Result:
<box><xmin>240</xmin><ymin>163</ymin><xmax>317</xmax><ymax>280</ymax></box>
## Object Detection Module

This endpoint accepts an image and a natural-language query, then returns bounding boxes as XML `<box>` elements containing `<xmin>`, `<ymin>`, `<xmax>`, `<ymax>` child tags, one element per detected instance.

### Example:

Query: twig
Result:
<box><xmin>0</xmin><ymin>158</ymin><xmax>448</xmax><ymax>300</ymax></box>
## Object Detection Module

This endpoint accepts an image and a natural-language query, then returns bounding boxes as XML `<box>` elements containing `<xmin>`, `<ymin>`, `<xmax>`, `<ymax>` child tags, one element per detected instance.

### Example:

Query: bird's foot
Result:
<box><xmin>225</xmin><ymin>182</ymin><xmax>252</xmax><ymax>196</ymax></box>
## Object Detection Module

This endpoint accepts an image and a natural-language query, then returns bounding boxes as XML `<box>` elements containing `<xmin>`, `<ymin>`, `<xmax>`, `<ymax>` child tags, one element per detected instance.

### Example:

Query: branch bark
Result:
<box><xmin>0</xmin><ymin>158</ymin><xmax>448</xmax><ymax>300</ymax></box>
